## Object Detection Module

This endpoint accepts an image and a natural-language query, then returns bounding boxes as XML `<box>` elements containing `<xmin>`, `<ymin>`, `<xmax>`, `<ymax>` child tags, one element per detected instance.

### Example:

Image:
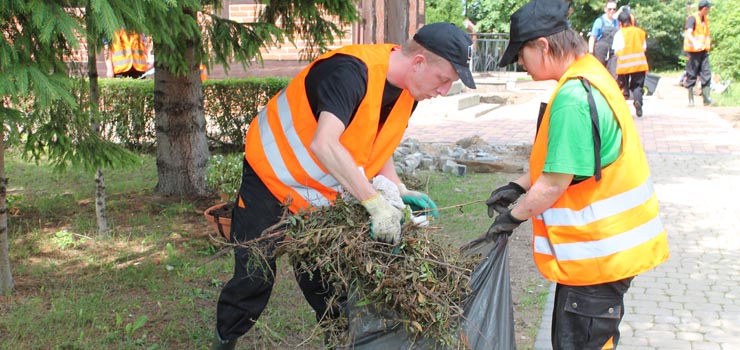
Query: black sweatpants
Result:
<box><xmin>617</xmin><ymin>71</ymin><xmax>646</xmax><ymax>106</ymax></box>
<box><xmin>215</xmin><ymin>159</ymin><xmax>339</xmax><ymax>340</ymax></box>
<box><xmin>551</xmin><ymin>277</ymin><xmax>634</xmax><ymax>350</ymax></box>
<box><xmin>684</xmin><ymin>51</ymin><xmax>711</xmax><ymax>89</ymax></box>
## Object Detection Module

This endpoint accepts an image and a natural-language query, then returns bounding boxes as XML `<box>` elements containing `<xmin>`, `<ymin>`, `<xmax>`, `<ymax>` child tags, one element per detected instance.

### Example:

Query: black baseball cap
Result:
<box><xmin>698</xmin><ymin>0</ymin><xmax>713</xmax><ymax>9</ymax></box>
<box><xmin>414</xmin><ymin>22</ymin><xmax>476</xmax><ymax>89</ymax></box>
<box><xmin>498</xmin><ymin>0</ymin><xmax>570</xmax><ymax>67</ymax></box>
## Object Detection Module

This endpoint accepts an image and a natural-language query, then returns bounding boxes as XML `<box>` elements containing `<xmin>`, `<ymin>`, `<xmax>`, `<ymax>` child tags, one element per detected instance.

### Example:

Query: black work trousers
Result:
<box><xmin>215</xmin><ymin>159</ymin><xmax>339</xmax><ymax>340</ymax></box>
<box><xmin>684</xmin><ymin>51</ymin><xmax>711</xmax><ymax>89</ymax></box>
<box><xmin>617</xmin><ymin>71</ymin><xmax>646</xmax><ymax>106</ymax></box>
<box><xmin>551</xmin><ymin>277</ymin><xmax>634</xmax><ymax>350</ymax></box>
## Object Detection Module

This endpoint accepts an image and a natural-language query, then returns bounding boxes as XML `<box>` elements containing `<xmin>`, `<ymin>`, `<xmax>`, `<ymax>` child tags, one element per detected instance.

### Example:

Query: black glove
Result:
<box><xmin>486</xmin><ymin>209</ymin><xmax>526</xmax><ymax>239</ymax></box>
<box><xmin>486</xmin><ymin>182</ymin><xmax>526</xmax><ymax>218</ymax></box>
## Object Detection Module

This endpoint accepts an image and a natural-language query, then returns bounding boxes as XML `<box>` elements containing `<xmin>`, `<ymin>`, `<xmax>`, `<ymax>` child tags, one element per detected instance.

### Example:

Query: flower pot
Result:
<box><xmin>204</xmin><ymin>202</ymin><xmax>233</xmax><ymax>241</ymax></box>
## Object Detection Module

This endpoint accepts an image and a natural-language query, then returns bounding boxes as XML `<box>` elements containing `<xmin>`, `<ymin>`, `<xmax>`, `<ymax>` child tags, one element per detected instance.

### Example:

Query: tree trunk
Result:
<box><xmin>95</xmin><ymin>169</ymin><xmax>110</xmax><ymax>236</ymax></box>
<box><xmin>153</xmin><ymin>44</ymin><xmax>210</xmax><ymax>196</ymax></box>
<box><xmin>0</xmin><ymin>130</ymin><xmax>15</xmax><ymax>294</ymax></box>
<box><xmin>86</xmin><ymin>22</ymin><xmax>110</xmax><ymax>237</ymax></box>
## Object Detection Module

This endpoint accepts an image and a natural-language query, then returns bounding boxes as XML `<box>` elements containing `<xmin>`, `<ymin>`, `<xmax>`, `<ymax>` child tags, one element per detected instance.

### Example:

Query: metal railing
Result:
<box><xmin>470</xmin><ymin>33</ymin><xmax>513</xmax><ymax>73</ymax></box>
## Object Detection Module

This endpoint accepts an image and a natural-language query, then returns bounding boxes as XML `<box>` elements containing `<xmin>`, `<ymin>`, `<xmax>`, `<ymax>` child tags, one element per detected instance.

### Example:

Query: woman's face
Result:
<box><xmin>517</xmin><ymin>41</ymin><xmax>548</xmax><ymax>81</ymax></box>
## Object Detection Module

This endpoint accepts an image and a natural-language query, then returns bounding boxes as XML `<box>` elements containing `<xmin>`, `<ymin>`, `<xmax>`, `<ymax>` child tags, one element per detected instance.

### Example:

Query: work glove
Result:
<box><xmin>361</xmin><ymin>193</ymin><xmax>403</xmax><ymax>245</ymax></box>
<box><xmin>397</xmin><ymin>183</ymin><xmax>439</xmax><ymax>218</ymax></box>
<box><xmin>486</xmin><ymin>182</ymin><xmax>526</xmax><ymax>218</ymax></box>
<box><xmin>486</xmin><ymin>209</ymin><xmax>526</xmax><ymax>239</ymax></box>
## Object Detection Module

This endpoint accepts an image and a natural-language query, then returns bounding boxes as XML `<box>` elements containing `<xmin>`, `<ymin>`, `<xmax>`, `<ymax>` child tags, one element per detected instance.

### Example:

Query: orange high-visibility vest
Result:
<box><xmin>110</xmin><ymin>29</ymin><xmax>148</xmax><ymax>74</ymax></box>
<box><xmin>244</xmin><ymin>44</ymin><xmax>415</xmax><ymax>213</ymax></box>
<box><xmin>616</xmin><ymin>27</ymin><xmax>648</xmax><ymax>75</ymax></box>
<box><xmin>683</xmin><ymin>13</ymin><xmax>711</xmax><ymax>52</ymax></box>
<box><xmin>529</xmin><ymin>54</ymin><xmax>669</xmax><ymax>286</ymax></box>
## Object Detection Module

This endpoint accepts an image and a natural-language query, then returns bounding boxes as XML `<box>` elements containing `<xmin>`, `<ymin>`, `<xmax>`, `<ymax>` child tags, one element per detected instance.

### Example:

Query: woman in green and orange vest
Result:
<box><xmin>211</xmin><ymin>23</ymin><xmax>476</xmax><ymax>350</ymax></box>
<box><xmin>107</xmin><ymin>29</ymin><xmax>149</xmax><ymax>78</ymax></box>
<box><xmin>483</xmin><ymin>0</ymin><xmax>669</xmax><ymax>349</ymax></box>
<box><xmin>613</xmin><ymin>9</ymin><xmax>649</xmax><ymax>117</ymax></box>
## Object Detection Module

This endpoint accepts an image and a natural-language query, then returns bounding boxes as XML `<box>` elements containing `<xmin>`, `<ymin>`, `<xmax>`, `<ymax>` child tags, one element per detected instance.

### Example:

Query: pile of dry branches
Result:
<box><xmin>258</xmin><ymin>197</ymin><xmax>479</xmax><ymax>347</ymax></box>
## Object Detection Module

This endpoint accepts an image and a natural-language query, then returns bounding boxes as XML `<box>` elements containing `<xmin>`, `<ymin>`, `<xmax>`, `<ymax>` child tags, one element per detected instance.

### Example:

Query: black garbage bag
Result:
<box><xmin>342</xmin><ymin>293</ymin><xmax>446</xmax><ymax>350</ymax></box>
<box><xmin>461</xmin><ymin>234</ymin><xmax>517</xmax><ymax>350</ymax></box>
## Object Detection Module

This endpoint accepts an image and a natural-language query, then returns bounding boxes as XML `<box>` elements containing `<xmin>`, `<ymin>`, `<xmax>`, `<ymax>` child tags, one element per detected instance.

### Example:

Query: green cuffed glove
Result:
<box><xmin>361</xmin><ymin>193</ymin><xmax>403</xmax><ymax>245</ymax></box>
<box><xmin>397</xmin><ymin>183</ymin><xmax>439</xmax><ymax>218</ymax></box>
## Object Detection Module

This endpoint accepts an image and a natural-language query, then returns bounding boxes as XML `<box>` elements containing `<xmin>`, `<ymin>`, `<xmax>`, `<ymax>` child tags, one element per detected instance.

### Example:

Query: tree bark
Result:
<box><xmin>153</xmin><ymin>44</ymin><xmax>210</xmax><ymax>196</ymax></box>
<box><xmin>86</xmin><ymin>22</ymin><xmax>110</xmax><ymax>237</ymax></box>
<box><xmin>0</xmin><ymin>130</ymin><xmax>15</xmax><ymax>294</ymax></box>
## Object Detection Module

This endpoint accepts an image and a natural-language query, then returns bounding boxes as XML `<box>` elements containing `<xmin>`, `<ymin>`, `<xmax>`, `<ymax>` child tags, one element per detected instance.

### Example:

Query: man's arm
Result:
<box><xmin>310</xmin><ymin>111</ymin><xmax>377</xmax><ymax>202</ymax></box>
<box><xmin>104</xmin><ymin>44</ymin><xmax>114</xmax><ymax>78</ymax></box>
<box><xmin>510</xmin><ymin>172</ymin><xmax>572</xmax><ymax>220</ymax></box>
<box><xmin>588</xmin><ymin>19</ymin><xmax>601</xmax><ymax>54</ymax></box>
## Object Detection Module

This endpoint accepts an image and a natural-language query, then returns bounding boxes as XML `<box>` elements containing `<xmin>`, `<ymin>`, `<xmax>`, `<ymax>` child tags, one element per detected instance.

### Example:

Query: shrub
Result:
<box><xmin>205</xmin><ymin>153</ymin><xmax>244</xmax><ymax>201</ymax></box>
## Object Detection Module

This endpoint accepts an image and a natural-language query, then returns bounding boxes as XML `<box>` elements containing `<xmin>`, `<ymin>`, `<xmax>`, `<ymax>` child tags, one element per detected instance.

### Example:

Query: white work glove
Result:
<box><xmin>371</xmin><ymin>175</ymin><xmax>405</xmax><ymax>209</ymax></box>
<box><xmin>361</xmin><ymin>194</ymin><xmax>403</xmax><ymax>245</ymax></box>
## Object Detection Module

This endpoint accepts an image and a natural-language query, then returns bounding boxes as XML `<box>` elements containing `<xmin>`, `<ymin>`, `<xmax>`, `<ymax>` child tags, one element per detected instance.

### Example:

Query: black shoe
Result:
<box><xmin>634</xmin><ymin>102</ymin><xmax>643</xmax><ymax>117</ymax></box>
<box><xmin>212</xmin><ymin>330</ymin><xmax>237</xmax><ymax>350</ymax></box>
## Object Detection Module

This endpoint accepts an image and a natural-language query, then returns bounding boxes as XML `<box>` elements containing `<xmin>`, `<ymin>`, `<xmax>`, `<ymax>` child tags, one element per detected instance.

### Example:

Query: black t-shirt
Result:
<box><xmin>304</xmin><ymin>53</ymin><xmax>416</xmax><ymax>128</ymax></box>
<box><xmin>685</xmin><ymin>15</ymin><xmax>706</xmax><ymax>31</ymax></box>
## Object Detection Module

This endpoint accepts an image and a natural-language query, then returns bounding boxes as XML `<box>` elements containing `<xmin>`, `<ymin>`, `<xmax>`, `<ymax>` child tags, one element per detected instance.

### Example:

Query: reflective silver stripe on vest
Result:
<box><xmin>257</xmin><ymin>90</ymin><xmax>340</xmax><ymax>207</ymax></box>
<box><xmin>534</xmin><ymin>215</ymin><xmax>664</xmax><ymax>261</ymax></box>
<box><xmin>536</xmin><ymin>179</ymin><xmax>655</xmax><ymax>226</ymax></box>
<box><xmin>617</xmin><ymin>60</ymin><xmax>648</xmax><ymax>69</ymax></box>
<box><xmin>618</xmin><ymin>53</ymin><xmax>645</xmax><ymax>60</ymax></box>
<box><xmin>617</xmin><ymin>53</ymin><xmax>647</xmax><ymax>69</ymax></box>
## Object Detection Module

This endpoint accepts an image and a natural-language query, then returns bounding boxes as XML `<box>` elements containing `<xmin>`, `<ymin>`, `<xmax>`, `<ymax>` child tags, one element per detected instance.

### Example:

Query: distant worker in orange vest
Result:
<box><xmin>613</xmin><ymin>8</ymin><xmax>648</xmax><ymax>117</ymax></box>
<box><xmin>482</xmin><ymin>0</ymin><xmax>669</xmax><ymax>349</ymax></box>
<box><xmin>210</xmin><ymin>22</ymin><xmax>475</xmax><ymax>350</ymax></box>
<box><xmin>105</xmin><ymin>29</ymin><xmax>151</xmax><ymax>79</ymax></box>
<box><xmin>683</xmin><ymin>0</ymin><xmax>713</xmax><ymax>106</ymax></box>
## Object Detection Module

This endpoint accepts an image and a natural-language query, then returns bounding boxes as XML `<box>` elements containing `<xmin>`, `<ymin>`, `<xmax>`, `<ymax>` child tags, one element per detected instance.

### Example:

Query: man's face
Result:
<box><xmin>406</xmin><ymin>55</ymin><xmax>457</xmax><ymax>101</ymax></box>
<box><xmin>605</xmin><ymin>3</ymin><xmax>617</xmax><ymax>19</ymax></box>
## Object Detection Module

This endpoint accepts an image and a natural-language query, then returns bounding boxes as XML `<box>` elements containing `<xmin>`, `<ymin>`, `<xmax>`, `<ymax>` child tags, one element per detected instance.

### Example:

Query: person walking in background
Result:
<box><xmin>105</xmin><ymin>28</ymin><xmax>151</xmax><ymax>78</ymax></box>
<box><xmin>588</xmin><ymin>0</ymin><xmax>619</xmax><ymax>77</ymax></box>
<box><xmin>484</xmin><ymin>0</ymin><xmax>669</xmax><ymax>348</ymax></box>
<box><xmin>613</xmin><ymin>8</ymin><xmax>649</xmax><ymax>117</ymax></box>
<box><xmin>210</xmin><ymin>22</ymin><xmax>474</xmax><ymax>350</ymax></box>
<box><xmin>684</xmin><ymin>0</ymin><xmax>713</xmax><ymax>106</ymax></box>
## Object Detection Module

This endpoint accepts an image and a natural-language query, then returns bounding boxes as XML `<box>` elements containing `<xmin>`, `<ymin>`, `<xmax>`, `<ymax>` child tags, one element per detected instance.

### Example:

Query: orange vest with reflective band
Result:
<box><xmin>244</xmin><ymin>44</ymin><xmax>415</xmax><ymax>213</ymax></box>
<box><xmin>110</xmin><ymin>29</ymin><xmax>148</xmax><ymax>74</ymax></box>
<box><xmin>529</xmin><ymin>55</ymin><xmax>669</xmax><ymax>286</ymax></box>
<box><xmin>683</xmin><ymin>13</ymin><xmax>711</xmax><ymax>52</ymax></box>
<box><xmin>616</xmin><ymin>27</ymin><xmax>648</xmax><ymax>75</ymax></box>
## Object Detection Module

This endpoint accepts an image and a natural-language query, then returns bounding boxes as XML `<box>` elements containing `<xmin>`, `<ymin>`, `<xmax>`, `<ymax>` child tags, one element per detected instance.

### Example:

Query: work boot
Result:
<box><xmin>687</xmin><ymin>88</ymin><xmax>694</xmax><ymax>107</ymax></box>
<box><xmin>701</xmin><ymin>86</ymin><xmax>713</xmax><ymax>105</ymax></box>
<box><xmin>634</xmin><ymin>101</ymin><xmax>643</xmax><ymax>117</ymax></box>
<box><xmin>212</xmin><ymin>329</ymin><xmax>237</xmax><ymax>350</ymax></box>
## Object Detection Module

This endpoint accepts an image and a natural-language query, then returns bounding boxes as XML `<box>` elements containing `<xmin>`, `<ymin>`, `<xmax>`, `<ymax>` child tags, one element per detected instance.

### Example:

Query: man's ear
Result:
<box><xmin>412</xmin><ymin>54</ymin><xmax>426</xmax><ymax>71</ymax></box>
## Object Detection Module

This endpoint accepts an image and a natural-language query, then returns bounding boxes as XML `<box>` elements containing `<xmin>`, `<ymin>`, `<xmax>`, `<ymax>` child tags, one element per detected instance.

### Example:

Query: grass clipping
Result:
<box><xmin>264</xmin><ymin>197</ymin><xmax>479</xmax><ymax>347</ymax></box>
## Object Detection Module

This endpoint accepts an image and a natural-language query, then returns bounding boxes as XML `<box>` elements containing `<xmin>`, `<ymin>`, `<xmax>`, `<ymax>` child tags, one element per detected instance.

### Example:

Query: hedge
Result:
<box><xmin>97</xmin><ymin>77</ymin><xmax>289</xmax><ymax>150</ymax></box>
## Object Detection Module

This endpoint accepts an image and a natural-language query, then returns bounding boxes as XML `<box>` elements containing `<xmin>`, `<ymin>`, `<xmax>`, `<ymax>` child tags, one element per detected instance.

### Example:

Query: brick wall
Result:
<box><xmin>227</xmin><ymin>3</ymin><xmax>353</xmax><ymax>61</ymax></box>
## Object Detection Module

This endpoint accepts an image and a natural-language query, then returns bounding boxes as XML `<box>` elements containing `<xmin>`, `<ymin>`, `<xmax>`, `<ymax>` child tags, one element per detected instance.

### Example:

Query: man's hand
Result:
<box><xmin>486</xmin><ymin>209</ymin><xmax>526</xmax><ymax>239</ymax></box>
<box><xmin>398</xmin><ymin>183</ymin><xmax>439</xmax><ymax>218</ymax></box>
<box><xmin>486</xmin><ymin>182</ymin><xmax>526</xmax><ymax>217</ymax></box>
<box><xmin>361</xmin><ymin>194</ymin><xmax>403</xmax><ymax>245</ymax></box>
